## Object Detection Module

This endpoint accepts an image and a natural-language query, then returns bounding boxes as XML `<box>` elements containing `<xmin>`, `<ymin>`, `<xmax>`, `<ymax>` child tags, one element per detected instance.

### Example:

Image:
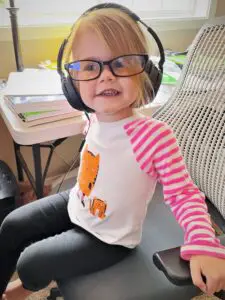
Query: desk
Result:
<box><xmin>0</xmin><ymin>91</ymin><xmax>162</xmax><ymax>199</ymax></box>
<box><xmin>0</xmin><ymin>91</ymin><xmax>86</xmax><ymax>198</ymax></box>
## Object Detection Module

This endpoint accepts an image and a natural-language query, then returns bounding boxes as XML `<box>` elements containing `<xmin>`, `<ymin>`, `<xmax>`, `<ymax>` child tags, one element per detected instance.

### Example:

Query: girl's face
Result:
<box><xmin>72</xmin><ymin>29</ymin><xmax>139</xmax><ymax>122</ymax></box>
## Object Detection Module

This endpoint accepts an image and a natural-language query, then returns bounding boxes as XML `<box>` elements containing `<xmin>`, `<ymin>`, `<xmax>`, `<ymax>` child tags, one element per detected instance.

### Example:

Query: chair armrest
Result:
<box><xmin>153</xmin><ymin>235</ymin><xmax>225</xmax><ymax>286</ymax></box>
<box><xmin>206</xmin><ymin>198</ymin><xmax>225</xmax><ymax>234</ymax></box>
<box><xmin>153</xmin><ymin>246</ymin><xmax>191</xmax><ymax>286</ymax></box>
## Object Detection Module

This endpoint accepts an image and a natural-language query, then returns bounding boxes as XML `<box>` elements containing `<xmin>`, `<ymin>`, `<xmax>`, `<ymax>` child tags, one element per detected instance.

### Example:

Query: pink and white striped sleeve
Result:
<box><xmin>125</xmin><ymin>117</ymin><xmax>225</xmax><ymax>261</ymax></box>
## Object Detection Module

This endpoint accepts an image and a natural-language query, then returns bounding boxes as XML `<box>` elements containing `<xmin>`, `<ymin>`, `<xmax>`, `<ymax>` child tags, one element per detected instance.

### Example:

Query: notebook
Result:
<box><xmin>4</xmin><ymin>69</ymin><xmax>63</xmax><ymax>96</ymax></box>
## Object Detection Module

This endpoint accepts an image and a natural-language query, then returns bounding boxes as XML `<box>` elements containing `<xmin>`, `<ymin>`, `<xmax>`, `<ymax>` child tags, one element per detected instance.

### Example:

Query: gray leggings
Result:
<box><xmin>0</xmin><ymin>191</ymin><xmax>131</xmax><ymax>295</ymax></box>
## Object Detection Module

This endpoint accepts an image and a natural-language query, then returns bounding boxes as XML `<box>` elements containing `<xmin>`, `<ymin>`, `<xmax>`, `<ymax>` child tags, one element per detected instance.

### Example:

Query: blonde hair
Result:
<box><xmin>64</xmin><ymin>8</ymin><xmax>153</xmax><ymax>107</ymax></box>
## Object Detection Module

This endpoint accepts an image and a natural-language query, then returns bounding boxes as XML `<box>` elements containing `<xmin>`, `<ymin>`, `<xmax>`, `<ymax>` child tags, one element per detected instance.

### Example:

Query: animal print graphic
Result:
<box><xmin>89</xmin><ymin>198</ymin><xmax>107</xmax><ymax>219</ymax></box>
<box><xmin>78</xmin><ymin>145</ymin><xmax>107</xmax><ymax>219</ymax></box>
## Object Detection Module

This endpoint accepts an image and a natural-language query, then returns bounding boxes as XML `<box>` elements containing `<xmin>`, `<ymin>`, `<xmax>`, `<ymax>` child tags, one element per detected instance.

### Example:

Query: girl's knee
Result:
<box><xmin>17</xmin><ymin>244</ymin><xmax>51</xmax><ymax>291</ymax></box>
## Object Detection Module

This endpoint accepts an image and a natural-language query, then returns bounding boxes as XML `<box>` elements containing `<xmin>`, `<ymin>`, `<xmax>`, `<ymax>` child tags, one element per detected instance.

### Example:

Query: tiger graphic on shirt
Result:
<box><xmin>77</xmin><ymin>145</ymin><xmax>107</xmax><ymax>219</ymax></box>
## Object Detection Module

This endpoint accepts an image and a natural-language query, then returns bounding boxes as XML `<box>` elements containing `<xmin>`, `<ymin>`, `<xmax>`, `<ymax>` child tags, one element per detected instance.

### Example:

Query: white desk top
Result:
<box><xmin>0</xmin><ymin>91</ymin><xmax>162</xmax><ymax>146</ymax></box>
<box><xmin>0</xmin><ymin>92</ymin><xmax>86</xmax><ymax>145</ymax></box>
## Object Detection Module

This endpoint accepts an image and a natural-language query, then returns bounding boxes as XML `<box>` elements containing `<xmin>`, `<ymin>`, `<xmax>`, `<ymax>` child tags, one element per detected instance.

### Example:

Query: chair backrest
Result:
<box><xmin>153</xmin><ymin>17</ymin><xmax>225</xmax><ymax>218</ymax></box>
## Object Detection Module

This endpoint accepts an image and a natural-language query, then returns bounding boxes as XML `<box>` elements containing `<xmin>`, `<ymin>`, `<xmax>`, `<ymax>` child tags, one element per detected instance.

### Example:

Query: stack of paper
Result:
<box><xmin>4</xmin><ymin>69</ymin><xmax>82</xmax><ymax>127</ymax></box>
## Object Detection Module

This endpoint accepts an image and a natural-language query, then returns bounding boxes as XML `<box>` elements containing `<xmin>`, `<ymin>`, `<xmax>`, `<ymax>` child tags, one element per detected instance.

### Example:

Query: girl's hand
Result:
<box><xmin>190</xmin><ymin>255</ymin><xmax>225</xmax><ymax>296</ymax></box>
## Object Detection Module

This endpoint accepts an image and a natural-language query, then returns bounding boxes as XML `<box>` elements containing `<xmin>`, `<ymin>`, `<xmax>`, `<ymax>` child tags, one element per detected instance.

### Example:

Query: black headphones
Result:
<box><xmin>57</xmin><ymin>3</ymin><xmax>165</xmax><ymax>113</ymax></box>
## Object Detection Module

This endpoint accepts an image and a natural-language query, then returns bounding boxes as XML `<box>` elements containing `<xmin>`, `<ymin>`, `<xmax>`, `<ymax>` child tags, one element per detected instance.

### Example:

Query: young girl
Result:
<box><xmin>1</xmin><ymin>5</ymin><xmax>225</xmax><ymax>300</ymax></box>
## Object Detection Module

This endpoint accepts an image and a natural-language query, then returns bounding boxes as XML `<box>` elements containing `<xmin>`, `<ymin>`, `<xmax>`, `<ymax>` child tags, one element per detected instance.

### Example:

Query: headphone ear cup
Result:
<box><xmin>145</xmin><ymin>60</ymin><xmax>162</xmax><ymax>101</ymax></box>
<box><xmin>61</xmin><ymin>76</ymin><xmax>94</xmax><ymax>113</ymax></box>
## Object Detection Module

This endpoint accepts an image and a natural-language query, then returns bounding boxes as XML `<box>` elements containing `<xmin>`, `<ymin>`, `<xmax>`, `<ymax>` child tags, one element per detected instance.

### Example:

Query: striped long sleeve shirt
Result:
<box><xmin>68</xmin><ymin>113</ymin><xmax>225</xmax><ymax>260</ymax></box>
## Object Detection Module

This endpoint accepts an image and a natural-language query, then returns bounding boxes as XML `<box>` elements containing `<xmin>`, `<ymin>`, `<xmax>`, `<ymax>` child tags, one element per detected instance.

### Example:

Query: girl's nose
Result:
<box><xmin>98</xmin><ymin>65</ymin><xmax>115</xmax><ymax>81</ymax></box>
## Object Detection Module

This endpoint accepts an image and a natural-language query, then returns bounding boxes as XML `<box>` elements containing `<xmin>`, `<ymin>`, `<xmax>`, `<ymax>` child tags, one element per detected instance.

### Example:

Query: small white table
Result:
<box><xmin>0</xmin><ymin>91</ymin><xmax>163</xmax><ymax>199</ymax></box>
<box><xmin>0</xmin><ymin>92</ymin><xmax>86</xmax><ymax>145</ymax></box>
<box><xmin>0</xmin><ymin>91</ymin><xmax>87</xmax><ymax>198</ymax></box>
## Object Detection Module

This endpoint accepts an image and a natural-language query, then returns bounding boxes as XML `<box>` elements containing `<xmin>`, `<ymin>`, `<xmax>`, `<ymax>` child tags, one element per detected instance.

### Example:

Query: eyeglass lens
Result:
<box><xmin>67</xmin><ymin>55</ymin><xmax>146</xmax><ymax>81</ymax></box>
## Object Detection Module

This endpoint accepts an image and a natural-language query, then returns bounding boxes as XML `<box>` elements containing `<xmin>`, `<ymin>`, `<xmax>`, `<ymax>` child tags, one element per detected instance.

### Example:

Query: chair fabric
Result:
<box><xmin>153</xmin><ymin>17</ymin><xmax>225</xmax><ymax>218</ymax></box>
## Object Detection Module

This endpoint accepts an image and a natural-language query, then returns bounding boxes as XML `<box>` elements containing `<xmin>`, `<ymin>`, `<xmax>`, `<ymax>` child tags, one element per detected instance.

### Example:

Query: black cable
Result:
<box><xmin>56</xmin><ymin>112</ymin><xmax>90</xmax><ymax>193</ymax></box>
<box><xmin>56</xmin><ymin>150</ymin><xmax>80</xmax><ymax>193</ymax></box>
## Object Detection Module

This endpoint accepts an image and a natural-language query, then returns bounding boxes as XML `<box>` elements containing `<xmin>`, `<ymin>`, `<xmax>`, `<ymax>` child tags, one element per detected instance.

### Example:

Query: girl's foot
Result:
<box><xmin>4</xmin><ymin>279</ymin><xmax>32</xmax><ymax>300</ymax></box>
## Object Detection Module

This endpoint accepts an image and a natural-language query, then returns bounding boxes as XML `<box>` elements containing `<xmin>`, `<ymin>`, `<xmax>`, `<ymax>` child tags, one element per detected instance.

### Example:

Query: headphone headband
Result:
<box><xmin>83</xmin><ymin>3</ymin><xmax>140</xmax><ymax>21</ymax></box>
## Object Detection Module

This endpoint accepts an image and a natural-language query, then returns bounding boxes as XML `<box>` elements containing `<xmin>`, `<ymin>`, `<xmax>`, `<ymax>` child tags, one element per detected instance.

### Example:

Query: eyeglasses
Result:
<box><xmin>64</xmin><ymin>54</ymin><xmax>149</xmax><ymax>81</ymax></box>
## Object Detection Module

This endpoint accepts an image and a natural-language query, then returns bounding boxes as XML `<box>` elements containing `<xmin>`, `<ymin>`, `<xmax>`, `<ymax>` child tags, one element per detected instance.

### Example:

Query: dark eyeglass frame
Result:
<box><xmin>64</xmin><ymin>54</ymin><xmax>149</xmax><ymax>81</ymax></box>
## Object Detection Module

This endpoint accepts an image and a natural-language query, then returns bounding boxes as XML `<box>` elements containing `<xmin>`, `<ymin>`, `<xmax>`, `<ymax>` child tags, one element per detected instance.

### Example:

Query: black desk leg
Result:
<box><xmin>32</xmin><ymin>144</ymin><xmax>43</xmax><ymax>199</ymax></box>
<box><xmin>13</xmin><ymin>141</ymin><xmax>24</xmax><ymax>181</ymax></box>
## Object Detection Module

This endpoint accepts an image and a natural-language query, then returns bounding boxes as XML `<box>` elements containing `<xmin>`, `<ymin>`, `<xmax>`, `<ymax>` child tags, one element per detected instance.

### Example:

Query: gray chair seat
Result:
<box><xmin>57</xmin><ymin>184</ymin><xmax>198</xmax><ymax>300</ymax></box>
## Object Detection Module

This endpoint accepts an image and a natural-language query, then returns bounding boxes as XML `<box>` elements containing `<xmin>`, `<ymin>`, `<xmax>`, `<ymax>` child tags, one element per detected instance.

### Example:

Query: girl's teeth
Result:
<box><xmin>100</xmin><ymin>90</ymin><xmax>119</xmax><ymax>96</ymax></box>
